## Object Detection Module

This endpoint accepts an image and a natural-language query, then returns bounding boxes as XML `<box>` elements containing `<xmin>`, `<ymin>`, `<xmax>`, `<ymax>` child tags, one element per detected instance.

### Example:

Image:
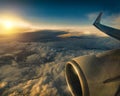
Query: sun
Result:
<box><xmin>0</xmin><ymin>20</ymin><xmax>15</xmax><ymax>34</ymax></box>
<box><xmin>3</xmin><ymin>20</ymin><xmax>14</xmax><ymax>30</ymax></box>
<box><xmin>0</xmin><ymin>13</ymin><xmax>33</xmax><ymax>35</ymax></box>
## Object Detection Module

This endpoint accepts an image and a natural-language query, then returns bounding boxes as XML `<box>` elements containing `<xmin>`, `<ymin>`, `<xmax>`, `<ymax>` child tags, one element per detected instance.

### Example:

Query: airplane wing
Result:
<box><xmin>93</xmin><ymin>12</ymin><xmax>120</xmax><ymax>40</ymax></box>
<box><xmin>65</xmin><ymin>12</ymin><xmax>120</xmax><ymax>96</ymax></box>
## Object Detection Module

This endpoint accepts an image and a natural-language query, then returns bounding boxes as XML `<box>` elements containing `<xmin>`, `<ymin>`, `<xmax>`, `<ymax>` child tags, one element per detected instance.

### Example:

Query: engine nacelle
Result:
<box><xmin>65</xmin><ymin>49</ymin><xmax>120</xmax><ymax>96</ymax></box>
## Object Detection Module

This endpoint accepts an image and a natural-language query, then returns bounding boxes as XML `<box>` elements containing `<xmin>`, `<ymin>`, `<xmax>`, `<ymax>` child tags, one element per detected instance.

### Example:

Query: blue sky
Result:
<box><xmin>0</xmin><ymin>0</ymin><xmax>120</xmax><ymax>27</ymax></box>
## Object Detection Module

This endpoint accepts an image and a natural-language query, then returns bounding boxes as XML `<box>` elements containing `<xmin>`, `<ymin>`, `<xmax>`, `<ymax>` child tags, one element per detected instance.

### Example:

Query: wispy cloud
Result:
<box><xmin>109</xmin><ymin>14</ymin><xmax>120</xmax><ymax>28</ymax></box>
<box><xmin>87</xmin><ymin>12</ymin><xmax>99</xmax><ymax>22</ymax></box>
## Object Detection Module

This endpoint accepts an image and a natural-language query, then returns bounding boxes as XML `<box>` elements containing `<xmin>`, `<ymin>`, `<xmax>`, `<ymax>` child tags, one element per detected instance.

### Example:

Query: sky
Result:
<box><xmin>0</xmin><ymin>0</ymin><xmax>120</xmax><ymax>31</ymax></box>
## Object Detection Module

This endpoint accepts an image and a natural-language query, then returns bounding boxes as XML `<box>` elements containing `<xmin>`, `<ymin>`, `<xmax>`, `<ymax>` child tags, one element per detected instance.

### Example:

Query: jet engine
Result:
<box><xmin>65</xmin><ymin>13</ymin><xmax>120</xmax><ymax>96</ymax></box>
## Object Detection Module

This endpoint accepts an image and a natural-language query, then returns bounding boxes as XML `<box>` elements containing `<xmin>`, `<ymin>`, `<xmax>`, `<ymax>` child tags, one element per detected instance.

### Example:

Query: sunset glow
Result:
<box><xmin>0</xmin><ymin>14</ymin><xmax>34</xmax><ymax>34</ymax></box>
<box><xmin>3</xmin><ymin>20</ymin><xmax>14</xmax><ymax>29</ymax></box>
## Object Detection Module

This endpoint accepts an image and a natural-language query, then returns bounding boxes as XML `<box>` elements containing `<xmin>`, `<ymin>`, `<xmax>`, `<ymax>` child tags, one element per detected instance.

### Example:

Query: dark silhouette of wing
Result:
<box><xmin>93</xmin><ymin>12</ymin><xmax>120</xmax><ymax>40</ymax></box>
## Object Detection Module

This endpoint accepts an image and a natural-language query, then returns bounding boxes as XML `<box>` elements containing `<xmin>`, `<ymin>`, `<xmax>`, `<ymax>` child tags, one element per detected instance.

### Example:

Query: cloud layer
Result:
<box><xmin>0</xmin><ymin>30</ymin><xmax>119</xmax><ymax>96</ymax></box>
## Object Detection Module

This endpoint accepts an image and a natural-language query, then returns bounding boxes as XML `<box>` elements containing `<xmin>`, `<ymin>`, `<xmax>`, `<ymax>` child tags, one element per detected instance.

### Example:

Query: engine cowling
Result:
<box><xmin>65</xmin><ymin>49</ymin><xmax>120</xmax><ymax>96</ymax></box>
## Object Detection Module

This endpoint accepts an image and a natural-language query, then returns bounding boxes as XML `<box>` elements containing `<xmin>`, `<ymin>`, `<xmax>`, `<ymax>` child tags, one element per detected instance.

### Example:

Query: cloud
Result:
<box><xmin>0</xmin><ymin>30</ymin><xmax>119</xmax><ymax>96</ymax></box>
<box><xmin>87</xmin><ymin>12</ymin><xmax>99</xmax><ymax>22</ymax></box>
<box><xmin>57</xmin><ymin>26</ymin><xmax>107</xmax><ymax>37</ymax></box>
<box><xmin>109</xmin><ymin>14</ymin><xmax>120</xmax><ymax>28</ymax></box>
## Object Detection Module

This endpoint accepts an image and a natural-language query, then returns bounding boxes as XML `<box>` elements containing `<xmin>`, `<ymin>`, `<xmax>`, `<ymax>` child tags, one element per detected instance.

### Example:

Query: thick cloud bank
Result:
<box><xmin>0</xmin><ymin>30</ymin><xmax>120</xmax><ymax>96</ymax></box>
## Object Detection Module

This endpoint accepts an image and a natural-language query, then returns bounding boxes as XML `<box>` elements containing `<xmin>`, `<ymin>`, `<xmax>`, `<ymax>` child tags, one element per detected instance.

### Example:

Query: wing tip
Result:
<box><xmin>93</xmin><ymin>12</ymin><xmax>103</xmax><ymax>26</ymax></box>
